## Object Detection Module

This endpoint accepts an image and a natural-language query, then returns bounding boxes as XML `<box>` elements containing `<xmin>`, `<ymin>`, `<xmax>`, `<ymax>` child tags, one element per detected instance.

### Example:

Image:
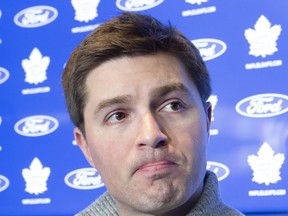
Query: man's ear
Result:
<box><xmin>74</xmin><ymin>127</ymin><xmax>95</xmax><ymax>167</ymax></box>
<box><xmin>206</xmin><ymin>101</ymin><xmax>212</xmax><ymax>133</ymax></box>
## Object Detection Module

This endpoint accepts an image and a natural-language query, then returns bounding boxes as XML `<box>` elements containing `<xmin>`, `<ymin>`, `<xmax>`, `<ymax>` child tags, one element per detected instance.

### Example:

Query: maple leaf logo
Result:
<box><xmin>21</xmin><ymin>48</ymin><xmax>50</xmax><ymax>85</ymax></box>
<box><xmin>71</xmin><ymin>0</ymin><xmax>100</xmax><ymax>22</ymax></box>
<box><xmin>244</xmin><ymin>15</ymin><xmax>281</xmax><ymax>58</ymax></box>
<box><xmin>22</xmin><ymin>157</ymin><xmax>51</xmax><ymax>195</ymax></box>
<box><xmin>247</xmin><ymin>142</ymin><xmax>285</xmax><ymax>186</ymax></box>
<box><xmin>185</xmin><ymin>0</ymin><xmax>208</xmax><ymax>5</ymax></box>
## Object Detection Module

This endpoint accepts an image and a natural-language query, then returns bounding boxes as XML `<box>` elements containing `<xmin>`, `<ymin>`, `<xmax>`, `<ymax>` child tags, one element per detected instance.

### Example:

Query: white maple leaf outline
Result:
<box><xmin>247</xmin><ymin>142</ymin><xmax>285</xmax><ymax>186</ymax></box>
<box><xmin>71</xmin><ymin>0</ymin><xmax>100</xmax><ymax>23</ymax></box>
<box><xmin>21</xmin><ymin>47</ymin><xmax>50</xmax><ymax>85</ymax></box>
<box><xmin>22</xmin><ymin>157</ymin><xmax>51</xmax><ymax>195</ymax></box>
<box><xmin>244</xmin><ymin>15</ymin><xmax>282</xmax><ymax>58</ymax></box>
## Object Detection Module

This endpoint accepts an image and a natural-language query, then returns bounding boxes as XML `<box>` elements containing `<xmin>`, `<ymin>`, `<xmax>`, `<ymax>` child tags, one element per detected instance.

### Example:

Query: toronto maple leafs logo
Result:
<box><xmin>71</xmin><ymin>0</ymin><xmax>100</xmax><ymax>22</ymax></box>
<box><xmin>21</xmin><ymin>48</ymin><xmax>50</xmax><ymax>85</ymax></box>
<box><xmin>186</xmin><ymin>0</ymin><xmax>208</xmax><ymax>5</ymax></box>
<box><xmin>247</xmin><ymin>142</ymin><xmax>285</xmax><ymax>186</ymax></box>
<box><xmin>244</xmin><ymin>15</ymin><xmax>282</xmax><ymax>58</ymax></box>
<box><xmin>22</xmin><ymin>157</ymin><xmax>51</xmax><ymax>195</ymax></box>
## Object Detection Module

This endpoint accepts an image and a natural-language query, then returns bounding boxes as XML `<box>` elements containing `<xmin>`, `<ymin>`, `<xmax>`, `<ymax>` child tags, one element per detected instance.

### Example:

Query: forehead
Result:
<box><xmin>84</xmin><ymin>53</ymin><xmax>198</xmax><ymax>103</ymax></box>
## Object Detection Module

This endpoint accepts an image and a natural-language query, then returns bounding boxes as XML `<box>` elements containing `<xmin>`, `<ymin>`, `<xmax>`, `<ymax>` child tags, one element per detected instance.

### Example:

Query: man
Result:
<box><xmin>62</xmin><ymin>12</ymin><xmax>243</xmax><ymax>216</ymax></box>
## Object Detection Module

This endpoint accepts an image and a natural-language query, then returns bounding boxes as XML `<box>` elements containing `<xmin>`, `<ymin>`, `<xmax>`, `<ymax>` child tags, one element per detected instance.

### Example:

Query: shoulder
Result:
<box><xmin>189</xmin><ymin>171</ymin><xmax>244</xmax><ymax>216</ymax></box>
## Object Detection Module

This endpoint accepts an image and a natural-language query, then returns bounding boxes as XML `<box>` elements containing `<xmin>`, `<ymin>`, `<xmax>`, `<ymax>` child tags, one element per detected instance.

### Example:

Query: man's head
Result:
<box><xmin>62</xmin><ymin>12</ymin><xmax>212</xmax><ymax>215</ymax></box>
<box><xmin>62</xmin><ymin>12</ymin><xmax>211</xmax><ymax>134</ymax></box>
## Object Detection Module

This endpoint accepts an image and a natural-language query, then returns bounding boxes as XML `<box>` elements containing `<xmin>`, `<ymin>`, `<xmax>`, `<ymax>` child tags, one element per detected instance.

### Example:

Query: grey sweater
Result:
<box><xmin>76</xmin><ymin>171</ymin><xmax>244</xmax><ymax>216</ymax></box>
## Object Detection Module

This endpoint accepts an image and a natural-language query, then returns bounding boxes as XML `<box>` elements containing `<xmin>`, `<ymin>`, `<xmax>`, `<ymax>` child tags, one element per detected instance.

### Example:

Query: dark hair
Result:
<box><xmin>62</xmin><ymin>12</ymin><xmax>211</xmax><ymax>133</ymax></box>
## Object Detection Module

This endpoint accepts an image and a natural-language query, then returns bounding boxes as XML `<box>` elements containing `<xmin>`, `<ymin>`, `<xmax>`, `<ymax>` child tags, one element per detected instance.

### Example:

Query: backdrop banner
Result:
<box><xmin>0</xmin><ymin>1</ymin><xmax>287</xmax><ymax>215</ymax></box>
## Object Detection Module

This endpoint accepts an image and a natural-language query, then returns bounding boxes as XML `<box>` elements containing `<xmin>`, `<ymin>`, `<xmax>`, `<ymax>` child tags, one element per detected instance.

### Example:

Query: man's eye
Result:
<box><xmin>107</xmin><ymin>112</ymin><xmax>126</xmax><ymax>123</ymax></box>
<box><xmin>161</xmin><ymin>101</ymin><xmax>184</xmax><ymax>112</ymax></box>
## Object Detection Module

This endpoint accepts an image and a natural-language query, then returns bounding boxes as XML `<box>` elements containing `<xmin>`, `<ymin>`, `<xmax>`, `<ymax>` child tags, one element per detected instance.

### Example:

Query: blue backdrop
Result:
<box><xmin>0</xmin><ymin>1</ymin><xmax>287</xmax><ymax>215</ymax></box>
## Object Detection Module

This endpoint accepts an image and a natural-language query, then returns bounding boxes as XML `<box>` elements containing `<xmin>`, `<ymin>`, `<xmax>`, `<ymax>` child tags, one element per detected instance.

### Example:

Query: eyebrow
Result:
<box><xmin>94</xmin><ymin>95</ymin><xmax>132</xmax><ymax>115</ymax></box>
<box><xmin>150</xmin><ymin>83</ymin><xmax>191</xmax><ymax>99</ymax></box>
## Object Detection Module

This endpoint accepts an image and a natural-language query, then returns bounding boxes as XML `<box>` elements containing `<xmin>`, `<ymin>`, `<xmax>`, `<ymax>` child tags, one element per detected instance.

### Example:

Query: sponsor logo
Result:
<box><xmin>71</xmin><ymin>23</ymin><xmax>100</xmax><ymax>33</ymax></box>
<box><xmin>182</xmin><ymin>0</ymin><xmax>216</xmax><ymax>17</ymax></box>
<box><xmin>22</xmin><ymin>48</ymin><xmax>50</xmax><ymax>85</ymax></box>
<box><xmin>0</xmin><ymin>67</ymin><xmax>10</xmax><ymax>85</ymax></box>
<box><xmin>21</xmin><ymin>47</ymin><xmax>51</xmax><ymax>95</ymax></box>
<box><xmin>186</xmin><ymin>0</ymin><xmax>208</xmax><ymax>5</ymax></box>
<box><xmin>245</xmin><ymin>60</ymin><xmax>282</xmax><ymax>70</ymax></box>
<box><xmin>236</xmin><ymin>93</ymin><xmax>288</xmax><ymax>118</ymax></box>
<box><xmin>14</xmin><ymin>6</ymin><xmax>58</xmax><ymax>28</ymax></box>
<box><xmin>71</xmin><ymin>0</ymin><xmax>101</xmax><ymax>23</ymax></box>
<box><xmin>249</xmin><ymin>189</ymin><xmax>286</xmax><ymax>197</ymax></box>
<box><xmin>22</xmin><ymin>157</ymin><xmax>51</xmax><ymax>195</ymax></box>
<box><xmin>116</xmin><ymin>0</ymin><xmax>164</xmax><ymax>11</ymax></box>
<box><xmin>245</xmin><ymin>15</ymin><xmax>281</xmax><ymax>58</ymax></box>
<box><xmin>14</xmin><ymin>115</ymin><xmax>59</xmax><ymax>137</ymax></box>
<box><xmin>65</xmin><ymin>168</ymin><xmax>104</xmax><ymax>189</ymax></box>
<box><xmin>248</xmin><ymin>142</ymin><xmax>285</xmax><ymax>186</ymax></box>
<box><xmin>0</xmin><ymin>175</ymin><xmax>10</xmax><ymax>192</ymax></box>
<box><xmin>244</xmin><ymin>15</ymin><xmax>282</xmax><ymax>70</ymax></box>
<box><xmin>207</xmin><ymin>161</ymin><xmax>229</xmax><ymax>181</ymax></box>
<box><xmin>192</xmin><ymin>38</ymin><xmax>226</xmax><ymax>61</ymax></box>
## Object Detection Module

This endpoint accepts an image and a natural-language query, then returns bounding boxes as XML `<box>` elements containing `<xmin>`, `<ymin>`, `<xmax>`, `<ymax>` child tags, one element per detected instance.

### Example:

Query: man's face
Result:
<box><xmin>75</xmin><ymin>53</ymin><xmax>211</xmax><ymax>215</ymax></box>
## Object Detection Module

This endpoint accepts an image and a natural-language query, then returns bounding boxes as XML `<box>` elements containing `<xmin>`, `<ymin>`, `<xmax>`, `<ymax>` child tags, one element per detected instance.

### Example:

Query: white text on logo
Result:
<box><xmin>14</xmin><ymin>115</ymin><xmax>59</xmax><ymax>137</ymax></box>
<box><xmin>116</xmin><ymin>0</ymin><xmax>164</xmax><ymax>11</ymax></box>
<box><xmin>64</xmin><ymin>168</ymin><xmax>104</xmax><ymax>189</ymax></box>
<box><xmin>236</xmin><ymin>94</ymin><xmax>288</xmax><ymax>118</ymax></box>
<box><xmin>14</xmin><ymin>6</ymin><xmax>58</xmax><ymax>28</ymax></box>
<box><xmin>192</xmin><ymin>38</ymin><xmax>226</xmax><ymax>61</ymax></box>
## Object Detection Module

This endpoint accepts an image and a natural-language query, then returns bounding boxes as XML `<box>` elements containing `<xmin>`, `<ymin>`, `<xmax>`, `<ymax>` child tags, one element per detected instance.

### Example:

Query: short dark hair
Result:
<box><xmin>62</xmin><ymin>12</ymin><xmax>211</xmax><ymax>133</ymax></box>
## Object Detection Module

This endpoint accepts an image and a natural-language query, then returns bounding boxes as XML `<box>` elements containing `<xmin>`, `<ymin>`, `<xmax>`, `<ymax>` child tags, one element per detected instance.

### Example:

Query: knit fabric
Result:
<box><xmin>76</xmin><ymin>171</ymin><xmax>243</xmax><ymax>216</ymax></box>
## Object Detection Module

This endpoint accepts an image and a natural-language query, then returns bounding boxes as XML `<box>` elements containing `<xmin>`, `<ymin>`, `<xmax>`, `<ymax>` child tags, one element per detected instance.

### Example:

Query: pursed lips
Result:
<box><xmin>136</xmin><ymin>160</ymin><xmax>177</xmax><ymax>174</ymax></box>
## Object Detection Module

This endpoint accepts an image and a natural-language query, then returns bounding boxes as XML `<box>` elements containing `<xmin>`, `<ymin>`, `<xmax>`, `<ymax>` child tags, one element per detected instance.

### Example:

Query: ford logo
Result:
<box><xmin>236</xmin><ymin>93</ymin><xmax>288</xmax><ymax>118</ymax></box>
<box><xmin>64</xmin><ymin>168</ymin><xmax>104</xmax><ymax>190</ymax></box>
<box><xmin>207</xmin><ymin>161</ymin><xmax>229</xmax><ymax>181</ymax></box>
<box><xmin>192</xmin><ymin>38</ymin><xmax>227</xmax><ymax>61</ymax></box>
<box><xmin>116</xmin><ymin>0</ymin><xmax>164</xmax><ymax>11</ymax></box>
<box><xmin>0</xmin><ymin>175</ymin><xmax>10</xmax><ymax>192</ymax></box>
<box><xmin>14</xmin><ymin>115</ymin><xmax>59</xmax><ymax>137</ymax></box>
<box><xmin>14</xmin><ymin>5</ymin><xmax>58</xmax><ymax>28</ymax></box>
<box><xmin>0</xmin><ymin>67</ymin><xmax>9</xmax><ymax>85</ymax></box>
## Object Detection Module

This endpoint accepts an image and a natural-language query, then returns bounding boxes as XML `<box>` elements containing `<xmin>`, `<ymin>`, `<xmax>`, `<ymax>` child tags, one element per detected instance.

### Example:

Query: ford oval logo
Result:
<box><xmin>0</xmin><ymin>175</ymin><xmax>10</xmax><ymax>192</ymax></box>
<box><xmin>192</xmin><ymin>38</ymin><xmax>227</xmax><ymax>61</ymax></box>
<box><xmin>14</xmin><ymin>5</ymin><xmax>58</xmax><ymax>28</ymax></box>
<box><xmin>116</xmin><ymin>0</ymin><xmax>164</xmax><ymax>11</ymax></box>
<box><xmin>14</xmin><ymin>115</ymin><xmax>59</xmax><ymax>137</ymax></box>
<box><xmin>64</xmin><ymin>168</ymin><xmax>104</xmax><ymax>190</ymax></box>
<box><xmin>0</xmin><ymin>67</ymin><xmax>9</xmax><ymax>85</ymax></box>
<box><xmin>236</xmin><ymin>93</ymin><xmax>288</xmax><ymax>118</ymax></box>
<box><xmin>207</xmin><ymin>161</ymin><xmax>229</xmax><ymax>181</ymax></box>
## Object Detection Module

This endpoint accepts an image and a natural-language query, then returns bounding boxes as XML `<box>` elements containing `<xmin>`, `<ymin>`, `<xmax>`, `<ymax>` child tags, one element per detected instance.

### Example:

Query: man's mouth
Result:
<box><xmin>136</xmin><ymin>160</ymin><xmax>177</xmax><ymax>175</ymax></box>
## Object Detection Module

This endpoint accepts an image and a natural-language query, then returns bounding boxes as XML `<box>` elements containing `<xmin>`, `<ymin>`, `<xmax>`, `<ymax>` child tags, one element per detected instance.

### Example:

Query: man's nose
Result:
<box><xmin>136</xmin><ymin>112</ymin><xmax>168</xmax><ymax>148</ymax></box>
